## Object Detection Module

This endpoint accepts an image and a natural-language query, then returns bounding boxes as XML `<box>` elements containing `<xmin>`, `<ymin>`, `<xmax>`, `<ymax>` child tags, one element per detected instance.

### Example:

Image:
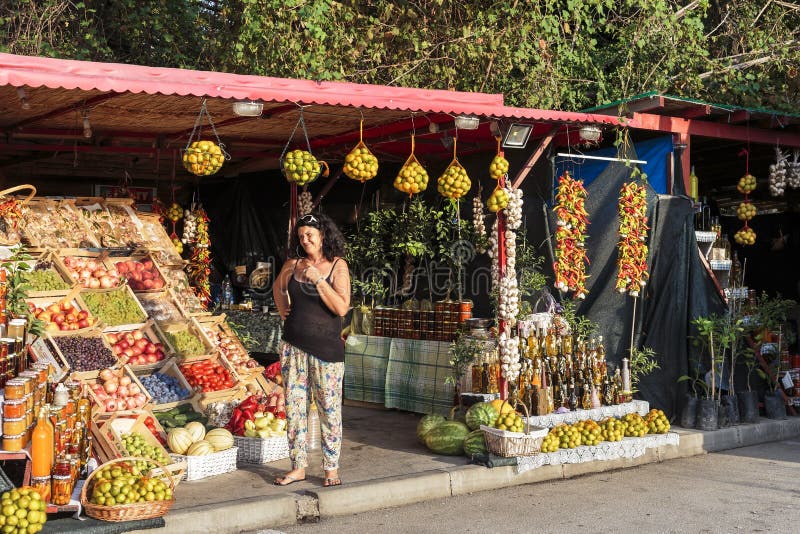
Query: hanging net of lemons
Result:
<box><xmin>344</xmin><ymin>143</ymin><xmax>379</xmax><ymax>182</ymax></box>
<box><xmin>487</xmin><ymin>186</ymin><xmax>509</xmax><ymax>212</ymax></box>
<box><xmin>437</xmin><ymin>160</ymin><xmax>471</xmax><ymax>199</ymax></box>
<box><xmin>489</xmin><ymin>154</ymin><xmax>509</xmax><ymax>180</ymax></box>
<box><xmin>282</xmin><ymin>149</ymin><xmax>322</xmax><ymax>187</ymax></box>
<box><xmin>183</xmin><ymin>140</ymin><xmax>226</xmax><ymax>176</ymax></box>
<box><xmin>394</xmin><ymin>157</ymin><xmax>429</xmax><ymax>195</ymax></box>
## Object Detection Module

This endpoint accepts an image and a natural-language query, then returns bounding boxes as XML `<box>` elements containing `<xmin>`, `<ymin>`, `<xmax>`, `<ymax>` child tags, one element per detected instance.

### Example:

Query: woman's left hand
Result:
<box><xmin>302</xmin><ymin>261</ymin><xmax>321</xmax><ymax>283</ymax></box>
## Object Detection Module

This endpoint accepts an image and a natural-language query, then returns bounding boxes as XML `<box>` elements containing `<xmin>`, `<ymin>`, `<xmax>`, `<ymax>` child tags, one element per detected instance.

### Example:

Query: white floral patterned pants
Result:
<box><xmin>280</xmin><ymin>341</ymin><xmax>344</xmax><ymax>471</ymax></box>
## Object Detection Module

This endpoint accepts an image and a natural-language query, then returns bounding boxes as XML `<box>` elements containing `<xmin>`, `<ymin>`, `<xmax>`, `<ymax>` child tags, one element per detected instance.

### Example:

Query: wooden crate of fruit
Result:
<box><xmin>28</xmin><ymin>336</ymin><xmax>69</xmax><ymax>381</ymax></box>
<box><xmin>102</xmin><ymin>320</ymin><xmax>175</xmax><ymax>373</ymax></box>
<box><xmin>18</xmin><ymin>250</ymin><xmax>77</xmax><ymax>298</ymax></box>
<box><xmin>26</xmin><ymin>290</ymin><xmax>102</xmax><ymax>336</ymax></box>
<box><xmin>82</xmin><ymin>284</ymin><xmax>148</xmax><ymax>331</ymax></box>
<box><xmin>169</xmin><ymin>286</ymin><xmax>210</xmax><ymax>318</ymax></box>
<box><xmin>178</xmin><ymin>354</ymin><xmax>242</xmax><ymax>403</ymax></box>
<box><xmin>136</xmin><ymin>358</ymin><xmax>198</xmax><ymax>413</ymax></box>
<box><xmin>83</xmin><ymin>364</ymin><xmax>153</xmax><ymax>417</ymax></box>
<box><xmin>43</xmin><ymin>329</ymin><xmax>119</xmax><ymax>381</ymax></box>
<box><xmin>197</xmin><ymin>314</ymin><xmax>263</xmax><ymax>379</ymax></box>
<box><xmin>58</xmin><ymin>250</ymin><xmax>128</xmax><ymax>292</ymax></box>
<box><xmin>154</xmin><ymin>319</ymin><xmax>216</xmax><ymax>362</ymax></box>
<box><xmin>20</xmin><ymin>198</ymin><xmax>101</xmax><ymax>249</ymax></box>
<box><xmin>90</xmin><ymin>411</ymin><xmax>187</xmax><ymax>486</ymax></box>
<box><xmin>135</xmin><ymin>291</ymin><xmax>188</xmax><ymax>324</ymax></box>
<box><xmin>105</xmin><ymin>253</ymin><xmax>168</xmax><ymax>293</ymax></box>
<box><xmin>136</xmin><ymin>213</ymin><xmax>185</xmax><ymax>262</ymax></box>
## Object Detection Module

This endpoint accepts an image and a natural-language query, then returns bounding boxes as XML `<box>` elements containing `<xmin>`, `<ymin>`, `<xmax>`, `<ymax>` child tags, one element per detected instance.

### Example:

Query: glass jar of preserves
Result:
<box><xmin>4</xmin><ymin>379</ymin><xmax>26</xmax><ymax>400</ymax></box>
<box><xmin>51</xmin><ymin>457</ymin><xmax>73</xmax><ymax>505</ymax></box>
<box><xmin>3</xmin><ymin>416</ymin><xmax>26</xmax><ymax>436</ymax></box>
<box><xmin>29</xmin><ymin>475</ymin><xmax>51</xmax><ymax>502</ymax></box>
<box><xmin>2</xmin><ymin>433</ymin><xmax>25</xmax><ymax>451</ymax></box>
<box><xmin>24</xmin><ymin>393</ymin><xmax>34</xmax><ymax>412</ymax></box>
<box><xmin>3</xmin><ymin>399</ymin><xmax>26</xmax><ymax>419</ymax></box>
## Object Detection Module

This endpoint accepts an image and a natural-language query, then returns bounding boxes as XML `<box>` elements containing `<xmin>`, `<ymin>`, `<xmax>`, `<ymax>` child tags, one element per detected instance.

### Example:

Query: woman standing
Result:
<box><xmin>273</xmin><ymin>212</ymin><xmax>350</xmax><ymax>487</ymax></box>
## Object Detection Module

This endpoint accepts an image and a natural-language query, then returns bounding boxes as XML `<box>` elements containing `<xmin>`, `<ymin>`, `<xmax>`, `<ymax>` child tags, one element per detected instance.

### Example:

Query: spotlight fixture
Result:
<box><xmin>232</xmin><ymin>100</ymin><xmax>264</xmax><ymax>117</ymax></box>
<box><xmin>454</xmin><ymin>115</ymin><xmax>480</xmax><ymax>130</ymax></box>
<box><xmin>578</xmin><ymin>125</ymin><xmax>602</xmax><ymax>144</ymax></box>
<box><xmin>82</xmin><ymin>109</ymin><xmax>92</xmax><ymax>139</ymax></box>
<box><xmin>502</xmin><ymin>123</ymin><xmax>533</xmax><ymax>149</ymax></box>
<box><xmin>16</xmin><ymin>87</ymin><xmax>30</xmax><ymax>110</ymax></box>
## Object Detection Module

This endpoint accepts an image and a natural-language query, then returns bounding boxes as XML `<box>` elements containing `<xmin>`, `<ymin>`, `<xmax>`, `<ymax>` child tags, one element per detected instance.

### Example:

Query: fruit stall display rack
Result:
<box><xmin>4</xmin><ymin>195</ymin><xmax>263</xmax><ymax>483</ymax></box>
<box><xmin>137</xmin><ymin>358</ymin><xmax>198</xmax><ymax>413</ymax></box>
<box><xmin>522</xmin><ymin>400</ymin><xmax>650</xmax><ymax>428</ymax></box>
<box><xmin>101</xmin><ymin>319</ymin><xmax>177</xmax><ymax>373</ymax></box>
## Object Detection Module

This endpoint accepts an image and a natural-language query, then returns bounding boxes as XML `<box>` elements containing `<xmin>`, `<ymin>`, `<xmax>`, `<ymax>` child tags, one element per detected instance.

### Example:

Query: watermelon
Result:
<box><xmin>465</xmin><ymin>402</ymin><xmax>499</xmax><ymax>430</ymax></box>
<box><xmin>463</xmin><ymin>429</ymin><xmax>488</xmax><ymax>457</ymax></box>
<box><xmin>416</xmin><ymin>414</ymin><xmax>446</xmax><ymax>444</ymax></box>
<box><xmin>424</xmin><ymin>421</ymin><xmax>470</xmax><ymax>455</ymax></box>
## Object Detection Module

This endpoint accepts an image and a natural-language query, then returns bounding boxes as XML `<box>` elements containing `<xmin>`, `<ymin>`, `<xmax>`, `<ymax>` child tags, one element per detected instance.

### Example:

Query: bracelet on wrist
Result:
<box><xmin>314</xmin><ymin>276</ymin><xmax>325</xmax><ymax>285</ymax></box>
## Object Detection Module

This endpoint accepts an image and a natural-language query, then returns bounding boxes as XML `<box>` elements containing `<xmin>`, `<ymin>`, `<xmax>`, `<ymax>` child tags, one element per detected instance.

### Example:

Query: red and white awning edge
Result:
<box><xmin>0</xmin><ymin>52</ymin><xmax>620</xmax><ymax>125</ymax></box>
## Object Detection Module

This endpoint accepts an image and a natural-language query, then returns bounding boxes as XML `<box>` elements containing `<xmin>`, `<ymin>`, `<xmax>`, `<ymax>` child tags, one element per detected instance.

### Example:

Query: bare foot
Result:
<box><xmin>274</xmin><ymin>468</ymin><xmax>306</xmax><ymax>486</ymax></box>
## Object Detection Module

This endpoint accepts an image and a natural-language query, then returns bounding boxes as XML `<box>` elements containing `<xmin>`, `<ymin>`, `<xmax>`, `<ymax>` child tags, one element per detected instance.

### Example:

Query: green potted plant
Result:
<box><xmin>629</xmin><ymin>346</ymin><xmax>660</xmax><ymax>396</ymax></box>
<box><xmin>737</xmin><ymin>347</ymin><xmax>763</xmax><ymax>423</ymax></box>
<box><xmin>446</xmin><ymin>331</ymin><xmax>487</xmax><ymax>409</ymax></box>
<box><xmin>677</xmin><ymin>358</ymin><xmax>709</xmax><ymax>428</ymax></box>
<box><xmin>691</xmin><ymin>314</ymin><xmax>733</xmax><ymax>430</ymax></box>
<box><xmin>763</xmin><ymin>330</ymin><xmax>788</xmax><ymax>420</ymax></box>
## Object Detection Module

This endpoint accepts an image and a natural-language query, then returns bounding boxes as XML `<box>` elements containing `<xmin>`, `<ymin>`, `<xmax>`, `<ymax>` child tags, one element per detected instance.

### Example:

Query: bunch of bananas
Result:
<box><xmin>734</xmin><ymin>227</ymin><xmax>756</xmax><ymax>246</ymax></box>
<box><xmin>393</xmin><ymin>160</ymin><xmax>429</xmax><ymax>195</ymax></box>
<box><xmin>183</xmin><ymin>140</ymin><xmax>225</xmax><ymax>176</ymax></box>
<box><xmin>283</xmin><ymin>149</ymin><xmax>322</xmax><ymax>186</ymax></box>
<box><xmin>166</xmin><ymin>203</ymin><xmax>183</xmax><ymax>223</ymax></box>
<box><xmin>489</xmin><ymin>154</ymin><xmax>509</xmax><ymax>180</ymax></box>
<box><xmin>486</xmin><ymin>187</ymin><xmax>509</xmax><ymax>213</ymax></box>
<box><xmin>736</xmin><ymin>201</ymin><xmax>757</xmax><ymax>221</ymax></box>
<box><xmin>737</xmin><ymin>174</ymin><xmax>757</xmax><ymax>194</ymax></box>
<box><xmin>437</xmin><ymin>163</ymin><xmax>471</xmax><ymax>199</ymax></box>
<box><xmin>343</xmin><ymin>145</ymin><xmax>379</xmax><ymax>182</ymax></box>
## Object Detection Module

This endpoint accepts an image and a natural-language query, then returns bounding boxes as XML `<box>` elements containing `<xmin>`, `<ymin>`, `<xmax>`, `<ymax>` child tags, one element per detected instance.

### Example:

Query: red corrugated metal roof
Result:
<box><xmin>0</xmin><ymin>52</ymin><xmax>620</xmax><ymax>124</ymax></box>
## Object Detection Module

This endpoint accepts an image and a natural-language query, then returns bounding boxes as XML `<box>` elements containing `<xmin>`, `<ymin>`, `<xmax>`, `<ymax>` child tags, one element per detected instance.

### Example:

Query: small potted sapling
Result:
<box><xmin>763</xmin><ymin>332</ymin><xmax>788</xmax><ymax>420</ymax></box>
<box><xmin>677</xmin><ymin>360</ymin><xmax>708</xmax><ymax>429</ymax></box>
<box><xmin>691</xmin><ymin>315</ymin><xmax>728</xmax><ymax>430</ymax></box>
<box><xmin>737</xmin><ymin>346</ymin><xmax>762</xmax><ymax>423</ymax></box>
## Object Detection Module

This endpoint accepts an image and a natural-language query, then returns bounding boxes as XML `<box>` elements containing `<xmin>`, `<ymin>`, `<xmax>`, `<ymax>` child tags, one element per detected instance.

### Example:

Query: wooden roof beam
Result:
<box><xmin>8</xmin><ymin>92</ymin><xmax>123</xmax><ymax>131</ymax></box>
<box><xmin>594</xmin><ymin>96</ymin><xmax>665</xmax><ymax>116</ymax></box>
<box><xmin>630</xmin><ymin>112</ymin><xmax>800</xmax><ymax>148</ymax></box>
<box><xmin>680</xmin><ymin>104</ymin><xmax>712</xmax><ymax>119</ymax></box>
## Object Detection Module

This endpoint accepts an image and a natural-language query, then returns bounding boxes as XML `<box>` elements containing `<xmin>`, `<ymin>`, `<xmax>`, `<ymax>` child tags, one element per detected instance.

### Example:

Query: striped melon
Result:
<box><xmin>205</xmin><ymin>428</ymin><xmax>234</xmax><ymax>451</ymax></box>
<box><xmin>186</xmin><ymin>439</ymin><xmax>215</xmax><ymax>456</ymax></box>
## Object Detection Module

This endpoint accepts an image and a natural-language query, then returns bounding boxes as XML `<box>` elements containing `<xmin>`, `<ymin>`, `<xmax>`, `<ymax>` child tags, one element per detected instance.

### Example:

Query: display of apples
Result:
<box><xmin>27</xmin><ymin>299</ymin><xmax>95</xmax><ymax>332</ymax></box>
<box><xmin>114</xmin><ymin>258</ymin><xmax>166</xmax><ymax>291</ymax></box>
<box><xmin>62</xmin><ymin>256</ymin><xmax>123</xmax><ymax>289</ymax></box>
<box><xmin>105</xmin><ymin>329</ymin><xmax>167</xmax><ymax>366</ymax></box>
<box><xmin>89</xmin><ymin>367</ymin><xmax>150</xmax><ymax>412</ymax></box>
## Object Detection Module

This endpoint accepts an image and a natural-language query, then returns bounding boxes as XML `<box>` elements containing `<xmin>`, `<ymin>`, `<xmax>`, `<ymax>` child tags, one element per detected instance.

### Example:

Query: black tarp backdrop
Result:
<box><xmin>534</xmin><ymin>145</ymin><xmax>726</xmax><ymax>417</ymax></box>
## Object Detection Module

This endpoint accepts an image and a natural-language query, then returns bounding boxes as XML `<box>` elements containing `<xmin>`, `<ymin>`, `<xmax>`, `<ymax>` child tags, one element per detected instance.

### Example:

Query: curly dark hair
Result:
<box><xmin>290</xmin><ymin>212</ymin><xmax>347</xmax><ymax>261</ymax></box>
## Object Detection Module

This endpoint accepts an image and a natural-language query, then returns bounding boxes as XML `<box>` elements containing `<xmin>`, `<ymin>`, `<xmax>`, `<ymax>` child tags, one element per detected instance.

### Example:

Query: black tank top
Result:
<box><xmin>282</xmin><ymin>259</ymin><xmax>345</xmax><ymax>362</ymax></box>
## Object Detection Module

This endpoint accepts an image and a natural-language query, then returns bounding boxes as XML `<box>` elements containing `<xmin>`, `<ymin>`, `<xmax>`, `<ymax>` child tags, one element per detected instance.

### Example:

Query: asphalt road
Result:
<box><xmin>279</xmin><ymin>440</ymin><xmax>800</xmax><ymax>534</ymax></box>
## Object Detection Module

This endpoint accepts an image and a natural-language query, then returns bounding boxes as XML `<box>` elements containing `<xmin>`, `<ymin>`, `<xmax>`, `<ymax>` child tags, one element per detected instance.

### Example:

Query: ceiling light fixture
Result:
<box><xmin>232</xmin><ymin>100</ymin><xmax>264</xmax><ymax>117</ymax></box>
<box><xmin>502</xmin><ymin>123</ymin><xmax>533</xmax><ymax>149</ymax></box>
<box><xmin>454</xmin><ymin>115</ymin><xmax>480</xmax><ymax>130</ymax></box>
<box><xmin>578</xmin><ymin>125</ymin><xmax>602</xmax><ymax>144</ymax></box>
<box><xmin>16</xmin><ymin>87</ymin><xmax>30</xmax><ymax>110</ymax></box>
<box><xmin>82</xmin><ymin>109</ymin><xmax>92</xmax><ymax>138</ymax></box>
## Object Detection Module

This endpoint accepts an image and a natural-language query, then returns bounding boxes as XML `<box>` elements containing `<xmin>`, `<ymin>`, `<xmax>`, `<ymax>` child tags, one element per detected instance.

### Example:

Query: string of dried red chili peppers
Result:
<box><xmin>186</xmin><ymin>207</ymin><xmax>212</xmax><ymax>308</ymax></box>
<box><xmin>553</xmin><ymin>172</ymin><xmax>590</xmax><ymax>299</ymax></box>
<box><xmin>616</xmin><ymin>182</ymin><xmax>649</xmax><ymax>296</ymax></box>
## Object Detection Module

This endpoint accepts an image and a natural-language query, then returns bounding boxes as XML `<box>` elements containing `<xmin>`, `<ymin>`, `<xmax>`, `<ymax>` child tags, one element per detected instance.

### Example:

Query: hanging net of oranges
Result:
<box><xmin>280</xmin><ymin>110</ymin><xmax>328</xmax><ymax>187</ymax></box>
<box><xmin>393</xmin><ymin>134</ymin><xmax>429</xmax><ymax>196</ymax></box>
<box><xmin>182</xmin><ymin>99</ymin><xmax>229</xmax><ymax>176</ymax></box>
<box><xmin>343</xmin><ymin>119</ymin><xmax>379</xmax><ymax>182</ymax></box>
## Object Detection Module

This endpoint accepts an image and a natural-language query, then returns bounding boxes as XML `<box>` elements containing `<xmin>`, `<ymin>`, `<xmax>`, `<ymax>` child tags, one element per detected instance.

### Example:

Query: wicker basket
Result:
<box><xmin>480</xmin><ymin>401</ymin><xmax>548</xmax><ymax>457</ymax></box>
<box><xmin>80</xmin><ymin>456</ymin><xmax>175</xmax><ymax>522</ymax></box>
<box><xmin>170</xmin><ymin>447</ymin><xmax>238</xmax><ymax>481</ymax></box>
<box><xmin>233</xmin><ymin>435</ymin><xmax>289</xmax><ymax>464</ymax></box>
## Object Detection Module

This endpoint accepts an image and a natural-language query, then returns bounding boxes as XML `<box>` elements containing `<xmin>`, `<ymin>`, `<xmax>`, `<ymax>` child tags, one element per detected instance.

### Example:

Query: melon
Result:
<box><xmin>463</xmin><ymin>429</ymin><xmax>488</xmax><ymax>457</ymax></box>
<box><xmin>167</xmin><ymin>428</ymin><xmax>193</xmax><ymax>455</ymax></box>
<box><xmin>465</xmin><ymin>402</ymin><xmax>499</xmax><ymax>430</ymax></box>
<box><xmin>184</xmin><ymin>421</ymin><xmax>206</xmax><ymax>443</ymax></box>
<box><xmin>424</xmin><ymin>420</ymin><xmax>469</xmax><ymax>455</ymax></box>
<box><xmin>416</xmin><ymin>414</ymin><xmax>446</xmax><ymax>444</ymax></box>
<box><xmin>186</xmin><ymin>439</ymin><xmax>215</xmax><ymax>456</ymax></box>
<box><xmin>205</xmin><ymin>428</ymin><xmax>234</xmax><ymax>451</ymax></box>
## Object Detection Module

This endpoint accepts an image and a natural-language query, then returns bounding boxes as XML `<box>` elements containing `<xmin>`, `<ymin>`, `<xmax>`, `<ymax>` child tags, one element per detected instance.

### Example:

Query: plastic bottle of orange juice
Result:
<box><xmin>31</xmin><ymin>405</ymin><xmax>54</xmax><ymax>478</ymax></box>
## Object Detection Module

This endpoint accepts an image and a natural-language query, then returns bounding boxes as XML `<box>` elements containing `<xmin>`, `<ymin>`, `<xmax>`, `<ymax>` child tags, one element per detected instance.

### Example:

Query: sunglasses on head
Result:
<box><xmin>298</xmin><ymin>214</ymin><xmax>319</xmax><ymax>225</ymax></box>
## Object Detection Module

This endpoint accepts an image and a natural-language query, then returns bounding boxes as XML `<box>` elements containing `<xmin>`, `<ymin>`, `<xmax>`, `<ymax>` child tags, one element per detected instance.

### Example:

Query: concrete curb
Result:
<box><xmin>308</xmin><ymin>470</ymin><xmax>451</xmax><ymax>517</ymax></box>
<box><xmin>132</xmin><ymin>494</ymin><xmax>297</xmax><ymax>534</ymax></box>
<box><xmin>134</xmin><ymin>418</ymin><xmax>800</xmax><ymax>533</ymax></box>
